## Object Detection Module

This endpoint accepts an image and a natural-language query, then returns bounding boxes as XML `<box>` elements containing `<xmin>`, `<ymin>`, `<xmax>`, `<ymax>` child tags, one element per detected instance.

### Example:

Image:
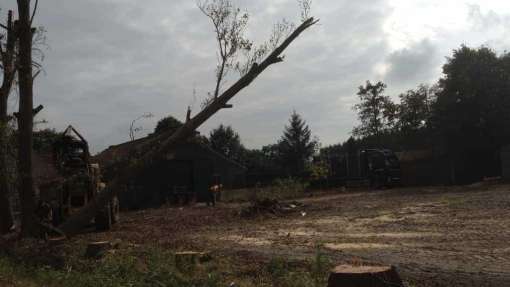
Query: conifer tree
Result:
<box><xmin>278</xmin><ymin>111</ymin><xmax>317</xmax><ymax>176</ymax></box>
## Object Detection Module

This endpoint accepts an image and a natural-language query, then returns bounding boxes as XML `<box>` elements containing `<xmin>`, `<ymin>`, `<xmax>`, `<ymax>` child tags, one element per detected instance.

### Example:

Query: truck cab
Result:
<box><xmin>360</xmin><ymin>149</ymin><xmax>401</xmax><ymax>187</ymax></box>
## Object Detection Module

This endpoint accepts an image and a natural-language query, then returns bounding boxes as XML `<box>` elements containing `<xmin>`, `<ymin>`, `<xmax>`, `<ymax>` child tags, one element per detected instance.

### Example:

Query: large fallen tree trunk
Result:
<box><xmin>58</xmin><ymin>17</ymin><xmax>318</xmax><ymax>235</ymax></box>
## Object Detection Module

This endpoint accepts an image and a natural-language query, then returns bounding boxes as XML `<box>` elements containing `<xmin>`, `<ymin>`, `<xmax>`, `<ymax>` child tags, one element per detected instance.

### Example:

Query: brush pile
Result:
<box><xmin>240</xmin><ymin>198</ymin><xmax>305</xmax><ymax>217</ymax></box>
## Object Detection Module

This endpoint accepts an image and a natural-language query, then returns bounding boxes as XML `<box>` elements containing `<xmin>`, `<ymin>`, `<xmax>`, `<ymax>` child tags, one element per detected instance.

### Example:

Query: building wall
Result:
<box><xmin>399</xmin><ymin>157</ymin><xmax>451</xmax><ymax>186</ymax></box>
<box><xmin>118</xmin><ymin>144</ymin><xmax>246</xmax><ymax>209</ymax></box>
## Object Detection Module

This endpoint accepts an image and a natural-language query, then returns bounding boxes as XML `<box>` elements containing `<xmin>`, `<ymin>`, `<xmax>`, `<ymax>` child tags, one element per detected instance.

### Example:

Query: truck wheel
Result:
<box><xmin>111</xmin><ymin>196</ymin><xmax>120</xmax><ymax>224</ymax></box>
<box><xmin>95</xmin><ymin>204</ymin><xmax>112</xmax><ymax>231</ymax></box>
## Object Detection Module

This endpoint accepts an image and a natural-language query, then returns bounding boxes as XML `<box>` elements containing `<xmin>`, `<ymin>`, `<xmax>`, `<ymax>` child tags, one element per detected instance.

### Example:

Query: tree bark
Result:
<box><xmin>58</xmin><ymin>17</ymin><xmax>318</xmax><ymax>235</ymax></box>
<box><xmin>17</xmin><ymin>0</ymin><xmax>37</xmax><ymax>237</ymax></box>
<box><xmin>0</xmin><ymin>114</ymin><xmax>13</xmax><ymax>234</ymax></box>
<box><xmin>0</xmin><ymin>10</ymin><xmax>17</xmax><ymax>235</ymax></box>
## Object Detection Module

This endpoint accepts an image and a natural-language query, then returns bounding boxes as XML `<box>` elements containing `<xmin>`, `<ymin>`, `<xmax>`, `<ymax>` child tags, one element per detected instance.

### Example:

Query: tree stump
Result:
<box><xmin>327</xmin><ymin>265</ymin><xmax>403</xmax><ymax>287</ymax></box>
<box><xmin>85</xmin><ymin>241</ymin><xmax>111</xmax><ymax>258</ymax></box>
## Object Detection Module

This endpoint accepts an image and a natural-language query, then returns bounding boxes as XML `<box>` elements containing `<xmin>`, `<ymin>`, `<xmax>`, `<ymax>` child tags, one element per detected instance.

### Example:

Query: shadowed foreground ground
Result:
<box><xmin>82</xmin><ymin>183</ymin><xmax>510</xmax><ymax>286</ymax></box>
<box><xmin>2</xmin><ymin>183</ymin><xmax>509</xmax><ymax>286</ymax></box>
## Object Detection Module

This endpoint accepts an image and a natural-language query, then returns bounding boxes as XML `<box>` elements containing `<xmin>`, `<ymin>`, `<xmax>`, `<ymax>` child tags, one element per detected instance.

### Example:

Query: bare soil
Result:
<box><xmin>84</xmin><ymin>183</ymin><xmax>510</xmax><ymax>286</ymax></box>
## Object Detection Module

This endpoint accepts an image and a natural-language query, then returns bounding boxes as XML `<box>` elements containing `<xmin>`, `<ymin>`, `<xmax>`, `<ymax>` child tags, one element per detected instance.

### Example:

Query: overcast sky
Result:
<box><xmin>2</xmin><ymin>0</ymin><xmax>510</xmax><ymax>153</ymax></box>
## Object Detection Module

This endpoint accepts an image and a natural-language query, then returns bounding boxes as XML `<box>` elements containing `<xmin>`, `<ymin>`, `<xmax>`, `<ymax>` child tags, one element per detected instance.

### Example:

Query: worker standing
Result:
<box><xmin>206</xmin><ymin>175</ymin><xmax>222</xmax><ymax>207</ymax></box>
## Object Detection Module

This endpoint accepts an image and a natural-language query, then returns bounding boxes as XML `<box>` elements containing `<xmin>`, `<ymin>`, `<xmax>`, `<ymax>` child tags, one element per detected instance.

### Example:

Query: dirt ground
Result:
<box><xmin>86</xmin><ymin>183</ymin><xmax>510</xmax><ymax>286</ymax></box>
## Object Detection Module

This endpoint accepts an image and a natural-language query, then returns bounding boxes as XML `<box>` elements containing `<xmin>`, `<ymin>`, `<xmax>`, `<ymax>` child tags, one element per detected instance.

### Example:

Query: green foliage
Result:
<box><xmin>352</xmin><ymin>81</ymin><xmax>394</xmax><ymax>139</ymax></box>
<box><xmin>154</xmin><ymin>115</ymin><xmax>183</xmax><ymax>135</ymax></box>
<box><xmin>264</xmin><ymin>249</ymin><xmax>330</xmax><ymax>287</ymax></box>
<box><xmin>270</xmin><ymin>177</ymin><xmax>308</xmax><ymax>199</ymax></box>
<box><xmin>222</xmin><ymin>177</ymin><xmax>308</xmax><ymax>202</ymax></box>
<box><xmin>0</xmin><ymin>247</ymin><xmax>224</xmax><ymax>287</ymax></box>
<box><xmin>33</xmin><ymin>129</ymin><xmax>61</xmax><ymax>153</ymax></box>
<box><xmin>434</xmin><ymin>45</ymin><xmax>510</xmax><ymax>151</ymax></box>
<box><xmin>0</xmin><ymin>243</ymin><xmax>332</xmax><ymax>287</ymax></box>
<box><xmin>266</xmin><ymin>257</ymin><xmax>289</xmax><ymax>280</ymax></box>
<box><xmin>309</xmin><ymin>160</ymin><xmax>329</xmax><ymax>181</ymax></box>
<box><xmin>251</xmin><ymin>177</ymin><xmax>308</xmax><ymax>201</ymax></box>
<box><xmin>397</xmin><ymin>85</ymin><xmax>434</xmax><ymax>133</ymax></box>
<box><xmin>243</xmin><ymin>147</ymin><xmax>283</xmax><ymax>179</ymax></box>
<box><xmin>243</xmin><ymin>112</ymin><xmax>319</xmax><ymax>183</ymax></box>
<box><xmin>339</xmin><ymin>45</ymin><xmax>510</xmax><ymax>183</ymax></box>
<box><xmin>278</xmin><ymin>111</ymin><xmax>318</xmax><ymax>177</ymax></box>
<box><xmin>309</xmin><ymin>245</ymin><xmax>331</xmax><ymax>287</ymax></box>
<box><xmin>208</xmin><ymin>124</ymin><xmax>245</xmax><ymax>162</ymax></box>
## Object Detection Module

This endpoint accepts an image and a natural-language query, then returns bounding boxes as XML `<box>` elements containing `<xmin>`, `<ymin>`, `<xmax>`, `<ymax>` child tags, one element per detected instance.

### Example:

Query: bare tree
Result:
<box><xmin>198</xmin><ymin>0</ymin><xmax>251</xmax><ymax>102</ymax></box>
<box><xmin>0</xmin><ymin>10</ymin><xmax>17</xmax><ymax>234</ymax></box>
<box><xmin>129</xmin><ymin>112</ymin><xmax>153</xmax><ymax>141</ymax></box>
<box><xmin>16</xmin><ymin>0</ymin><xmax>39</xmax><ymax>237</ymax></box>
<box><xmin>198</xmin><ymin>0</ymin><xmax>300</xmax><ymax>109</ymax></box>
<box><xmin>59</xmin><ymin>1</ymin><xmax>318</xmax><ymax>235</ymax></box>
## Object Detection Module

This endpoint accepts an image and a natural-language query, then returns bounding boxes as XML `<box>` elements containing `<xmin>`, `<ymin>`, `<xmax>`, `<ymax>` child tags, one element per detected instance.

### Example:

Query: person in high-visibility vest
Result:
<box><xmin>206</xmin><ymin>175</ymin><xmax>222</xmax><ymax>207</ymax></box>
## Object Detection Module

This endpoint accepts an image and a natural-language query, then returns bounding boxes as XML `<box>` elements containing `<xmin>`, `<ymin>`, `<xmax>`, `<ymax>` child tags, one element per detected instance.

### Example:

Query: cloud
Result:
<box><xmin>2</xmin><ymin>0</ymin><xmax>509</xmax><ymax>153</ymax></box>
<box><xmin>465</xmin><ymin>4</ymin><xmax>510</xmax><ymax>50</ymax></box>
<box><xmin>383</xmin><ymin>39</ymin><xmax>440</xmax><ymax>92</ymax></box>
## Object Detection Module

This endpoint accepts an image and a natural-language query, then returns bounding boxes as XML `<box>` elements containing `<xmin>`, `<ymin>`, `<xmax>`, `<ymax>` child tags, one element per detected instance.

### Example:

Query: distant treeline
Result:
<box><xmin>321</xmin><ymin>45</ymin><xmax>510</xmax><ymax>184</ymax></box>
<box><xmin>207</xmin><ymin>45</ymin><xmax>510</xmax><ymax>185</ymax></box>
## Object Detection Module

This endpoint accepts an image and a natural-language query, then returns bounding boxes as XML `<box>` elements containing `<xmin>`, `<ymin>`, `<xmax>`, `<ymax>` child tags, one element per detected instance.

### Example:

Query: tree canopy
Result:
<box><xmin>278</xmin><ymin>111</ymin><xmax>318</xmax><ymax>176</ymax></box>
<box><xmin>208</xmin><ymin>124</ymin><xmax>244</xmax><ymax>162</ymax></box>
<box><xmin>153</xmin><ymin>116</ymin><xmax>183</xmax><ymax>135</ymax></box>
<box><xmin>339</xmin><ymin>45</ymin><xmax>510</xmax><ymax>184</ymax></box>
<box><xmin>434</xmin><ymin>45</ymin><xmax>510</xmax><ymax>152</ymax></box>
<box><xmin>352</xmin><ymin>81</ymin><xmax>394</xmax><ymax>139</ymax></box>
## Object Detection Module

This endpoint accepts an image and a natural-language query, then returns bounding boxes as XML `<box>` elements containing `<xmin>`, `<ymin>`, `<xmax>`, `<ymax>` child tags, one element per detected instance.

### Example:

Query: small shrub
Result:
<box><xmin>309</xmin><ymin>244</ymin><xmax>331</xmax><ymax>286</ymax></box>
<box><xmin>266</xmin><ymin>257</ymin><xmax>289</xmax><ymax>280</ymax></box>
<box><xmin>258</xmin><ymin>177</ymin><xmax>309</xmax><ymax>201</ymax></box>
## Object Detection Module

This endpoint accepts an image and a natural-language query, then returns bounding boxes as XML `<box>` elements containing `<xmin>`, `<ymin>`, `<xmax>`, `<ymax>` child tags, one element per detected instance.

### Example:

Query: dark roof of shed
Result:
<box><xmin>94</xmin><ymin>135</ymin><xmax>246</xmax><ymax>170</ymax></box>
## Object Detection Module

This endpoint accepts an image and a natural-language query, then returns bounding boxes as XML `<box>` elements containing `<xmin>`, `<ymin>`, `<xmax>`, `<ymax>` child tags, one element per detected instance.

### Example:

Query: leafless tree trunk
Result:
<box><xmin>0</xmin><ymin>10</ymin><xmax>17</xmax><ymax>234</ymax></box>
<box><xmin>17</xmin><ymin>0</ymin><xmax>37</xmax><ymax>237</ymax></box>
<box><xmin>58</xmin><ymin>16</ymin><xmax>318</xmax><ymax>235</ymax></box>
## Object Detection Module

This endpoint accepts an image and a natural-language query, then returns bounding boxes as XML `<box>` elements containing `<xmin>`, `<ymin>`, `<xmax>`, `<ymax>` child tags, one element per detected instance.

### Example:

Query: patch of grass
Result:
<box><xmin>439</xmin><ymin>196</ymin><xmax>466</xmax><ymax>208</ymax></box>
<box><xmin>0</xmin><ymin>245</ymin><xmax>225</xmax><ymax>287</ymax></box>
<box><xmin>223</xmin><ymin>178</ymin><xmax>310</xmax><ymax>202</ymax></box>
<box><xmin>0</xmin><ymin>240</ymin><xmax>333</xmax><ymax>287</ymax></box>
<box><xmin>264</xmin><ymin>245</ymin><xmax>331</xmax><ymax>287</ymax></box>
<box><xmin>309</xmin><ymin>244</ymin><xmax>331</xmax><ymax>287</ymax></box>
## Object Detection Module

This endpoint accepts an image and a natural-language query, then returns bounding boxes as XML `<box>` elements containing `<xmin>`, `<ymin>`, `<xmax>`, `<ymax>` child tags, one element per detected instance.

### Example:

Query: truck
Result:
<box><xmin>37</xmin><ymin>125</ymin><xmax>119</xmax><ymax>231</ymax></box>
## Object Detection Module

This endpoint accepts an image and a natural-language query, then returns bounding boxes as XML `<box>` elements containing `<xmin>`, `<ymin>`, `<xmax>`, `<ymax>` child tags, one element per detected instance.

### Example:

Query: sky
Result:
<box><xmin>1</xmin><ymin>0</ymin><xmax>510</xmax><ymax>154</ymax></box>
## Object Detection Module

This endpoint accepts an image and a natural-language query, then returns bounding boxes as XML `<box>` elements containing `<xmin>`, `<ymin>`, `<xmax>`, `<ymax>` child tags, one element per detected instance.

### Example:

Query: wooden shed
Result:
<box><xmin>95</xmin><ymin>136</ymin><xmax>246</xmax><ymax>209</ymax></box>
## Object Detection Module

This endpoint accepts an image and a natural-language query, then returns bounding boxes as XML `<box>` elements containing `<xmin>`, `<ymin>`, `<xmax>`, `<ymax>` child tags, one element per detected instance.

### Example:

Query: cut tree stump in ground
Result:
<box><xmin>85</xmin><ymin>241</ymin><xmax>111</xmax><ymax>258</ymax></box>
<box><xmin>327</xmin><ymin>265</ymin><xmax>403</xmax><ymax>287</ymax></box>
